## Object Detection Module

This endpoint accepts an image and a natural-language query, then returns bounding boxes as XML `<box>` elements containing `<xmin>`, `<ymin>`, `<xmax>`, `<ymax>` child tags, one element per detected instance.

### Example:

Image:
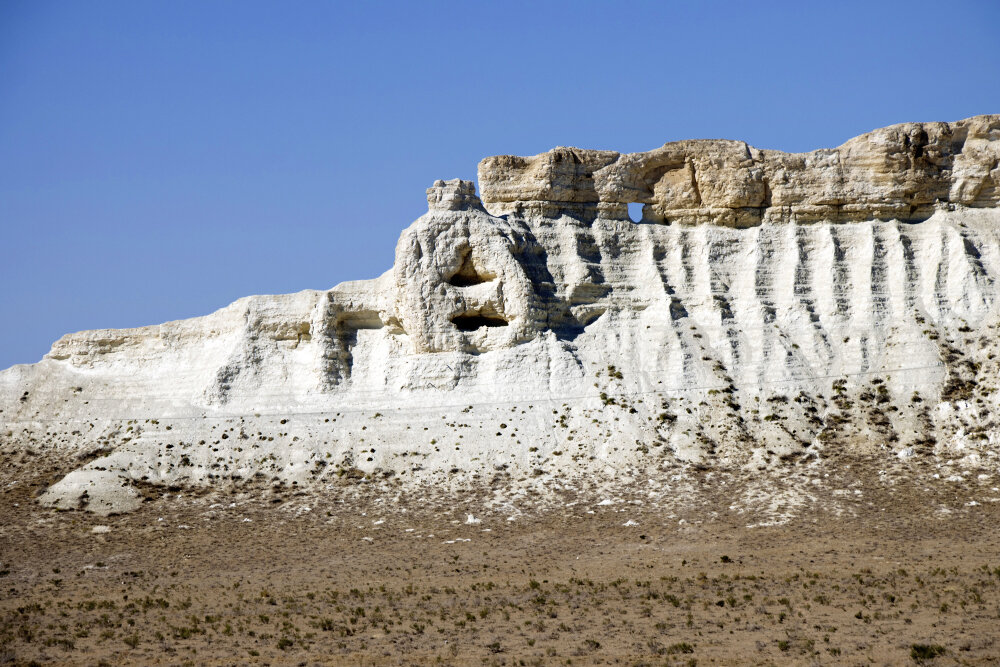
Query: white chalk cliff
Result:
<box><xmin>4</xmin><ymin>115</ymin><xmax>1000</xmax><ymax>513</ymax></box>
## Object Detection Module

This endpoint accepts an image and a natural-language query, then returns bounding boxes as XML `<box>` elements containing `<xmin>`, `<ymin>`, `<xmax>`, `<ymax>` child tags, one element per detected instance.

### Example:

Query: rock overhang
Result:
<box><xmin>475</xmin><ymin>115</ymin><xmax>1000</xmax><ymax>226</ymax></box>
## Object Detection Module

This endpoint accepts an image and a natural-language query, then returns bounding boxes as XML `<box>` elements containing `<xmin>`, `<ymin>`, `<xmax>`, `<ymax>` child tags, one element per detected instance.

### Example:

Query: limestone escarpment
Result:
<box><xmin>479</xmin><ymin>115</ymin><xmax>1000</xmax><ymax>226</ymax></box>
<box><xmin>3</xmin><ymin>116</ymin><xmax>1000</xmax><ymax>514</ymax></box>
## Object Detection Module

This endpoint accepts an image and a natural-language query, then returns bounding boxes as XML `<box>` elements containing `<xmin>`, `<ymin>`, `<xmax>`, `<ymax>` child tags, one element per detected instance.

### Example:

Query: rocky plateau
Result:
<box><xmin>4</xmin><ymin>115</ymin><xmax>1000</xmax><ymax>515</ymax></box>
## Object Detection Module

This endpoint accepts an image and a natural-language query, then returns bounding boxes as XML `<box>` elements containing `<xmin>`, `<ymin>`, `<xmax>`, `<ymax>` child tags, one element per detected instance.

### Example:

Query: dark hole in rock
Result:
<box><xmin>452</xmin><ymin>314</ymin><xmax>509</xmax><ymax>331</ymax></box>
<box><xmin>447</xmin><ymin>253</ymin><xmax>495</xmax><ymax>287</ymax></box>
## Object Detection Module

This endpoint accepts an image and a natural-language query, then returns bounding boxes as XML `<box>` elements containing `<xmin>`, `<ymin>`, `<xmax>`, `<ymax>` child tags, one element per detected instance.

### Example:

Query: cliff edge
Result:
<box><xmin>2</xmin><ymin>116</ymin><xmax>1000</xmax><ymax>514</ymax></box>
<box><xmin>480</xmin><ymin>115</ymin><xmax>1000</xmax><ymax>225</ymax></box>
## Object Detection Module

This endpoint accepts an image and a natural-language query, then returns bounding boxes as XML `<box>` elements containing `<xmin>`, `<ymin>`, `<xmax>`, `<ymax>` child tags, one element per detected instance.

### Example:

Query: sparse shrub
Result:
<box><xmin>667</xmin><ymin>642</ymin><xmax>695</xmax><ymax>654</ymax></box>
<box><xmin>910</xmin><ymin>644</ymin><xmax>945</xmax><ymax>661</ymax></box>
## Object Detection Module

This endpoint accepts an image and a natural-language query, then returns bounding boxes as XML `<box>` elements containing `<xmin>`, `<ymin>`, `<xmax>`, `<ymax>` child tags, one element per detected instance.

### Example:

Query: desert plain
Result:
<box><xmin>3</xmin><ymin>451</ymin><xmax>1000</xmax><ymax>666</ymax></box>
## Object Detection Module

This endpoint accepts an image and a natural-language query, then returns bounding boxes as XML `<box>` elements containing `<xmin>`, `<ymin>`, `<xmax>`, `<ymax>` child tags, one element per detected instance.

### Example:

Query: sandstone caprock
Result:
<box><xmin>3</xmin><ymin>115</ymin><xmax>1000</xmax><ymax>514</ymax></box>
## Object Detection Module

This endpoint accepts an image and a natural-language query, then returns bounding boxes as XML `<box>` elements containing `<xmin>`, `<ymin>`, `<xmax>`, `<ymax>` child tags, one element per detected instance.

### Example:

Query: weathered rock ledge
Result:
<box><xmin>479</xmin><ymin>115</ymin><xmax>1000</xmax><ymax>226</ymax></box>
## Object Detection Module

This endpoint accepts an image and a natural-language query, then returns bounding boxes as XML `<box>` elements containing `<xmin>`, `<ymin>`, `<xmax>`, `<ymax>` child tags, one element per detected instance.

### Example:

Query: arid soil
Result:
<box><xmin>3</xmin><ymin>456</ymin><xmax>1000</xmax><ymax>666</ymax></box>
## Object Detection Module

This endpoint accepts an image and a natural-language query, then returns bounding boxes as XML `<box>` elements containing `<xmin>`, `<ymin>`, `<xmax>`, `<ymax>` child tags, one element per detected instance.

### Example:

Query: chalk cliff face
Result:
<box><xmin>3</xmin><ymin>116</ymin><xmax>1000</xmax><ymax>514</ymax></box>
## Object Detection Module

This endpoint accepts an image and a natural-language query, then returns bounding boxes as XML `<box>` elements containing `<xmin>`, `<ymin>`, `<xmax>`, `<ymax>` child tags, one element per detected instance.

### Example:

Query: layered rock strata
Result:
<box><xmin>479</xmin><ymin>115</ymin><xmax>1000</xmax><ymax>226</ymax></box>
<box><xmin>2</xmin><ymin>116</ymin><xmax>1000</xmax><ymax>514</ymax></box>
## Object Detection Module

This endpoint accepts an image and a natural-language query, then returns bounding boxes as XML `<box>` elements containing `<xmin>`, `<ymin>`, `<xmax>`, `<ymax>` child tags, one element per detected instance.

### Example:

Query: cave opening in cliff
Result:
<box><xmin>447</xmin><ymin>252</ymin><xmax>495</xmax><ymax>287</ymax></box>
<box><xmin>451</xmin><ymin>311</ymin><xmax>509</xmax><ymax>331</ymax></box>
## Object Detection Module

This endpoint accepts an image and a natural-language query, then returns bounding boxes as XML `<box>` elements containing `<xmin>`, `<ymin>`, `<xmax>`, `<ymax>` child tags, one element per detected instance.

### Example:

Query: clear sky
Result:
<box><xmin>1</xmin><ymin>0</ymin><xmax>998</xmax><ymax>369</ymax></box>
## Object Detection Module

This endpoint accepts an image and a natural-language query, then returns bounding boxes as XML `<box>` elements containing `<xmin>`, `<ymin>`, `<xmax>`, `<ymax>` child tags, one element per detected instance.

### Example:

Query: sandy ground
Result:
<box><xmin>2</xmin><ymin>455</ymin><xmax>1000</xmax><ymax>666</ymax></box>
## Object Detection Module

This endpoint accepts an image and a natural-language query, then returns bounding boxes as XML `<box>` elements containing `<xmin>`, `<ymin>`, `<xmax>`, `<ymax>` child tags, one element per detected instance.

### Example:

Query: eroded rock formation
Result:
<box><xmin>479</xmin><ymin>115</ymin><xmax>1000</xmax><ymax>225</ymax></box>
<box><xmin>3</xmin><ymin>116</ymin><xmax>1000</xmax><ymax>514</ymax></box>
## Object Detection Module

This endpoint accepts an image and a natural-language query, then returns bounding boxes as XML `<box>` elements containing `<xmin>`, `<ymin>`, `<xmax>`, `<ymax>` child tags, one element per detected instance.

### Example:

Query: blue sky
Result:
<box><xmin>1</xmin><ymin>0</ymin><xmax>998</xmax><ymax>369</ymax></box>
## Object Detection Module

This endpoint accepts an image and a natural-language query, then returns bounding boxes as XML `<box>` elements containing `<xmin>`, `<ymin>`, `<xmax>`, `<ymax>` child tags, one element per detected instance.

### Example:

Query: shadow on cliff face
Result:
<box><xmin>446</xmin><ymin>250</ymin><xmax>496</xmax><ymax>287</ymax></box>
<box><xmin>509</xmin><ymin>223</ymin><xmax>597</xmax><ymax>342</ymax></box>
<box><xmin>451</xmin><ymin>312</ymin><xmax>509</xmax><ymax>331</ymax></box>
